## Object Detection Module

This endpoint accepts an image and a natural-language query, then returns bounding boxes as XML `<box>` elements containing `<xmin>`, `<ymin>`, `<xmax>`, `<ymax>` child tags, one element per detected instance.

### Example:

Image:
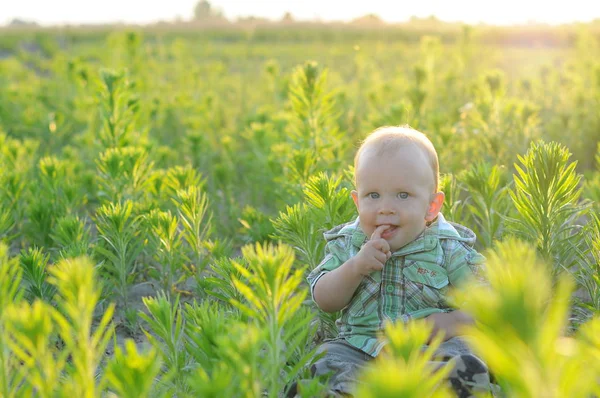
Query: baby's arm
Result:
<box><xmin>313</xmin><ymin>225</ymin><xmax>392</xmax><ymax>313</ymax></box>
<box><xmin>312</xmin><ymin>257</ymin><xmax>365</xmax><ymax>312</ymax></box>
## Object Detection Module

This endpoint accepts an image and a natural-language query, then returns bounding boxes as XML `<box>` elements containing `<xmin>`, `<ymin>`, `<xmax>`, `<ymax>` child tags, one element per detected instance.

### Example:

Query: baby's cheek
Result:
<box><xmin>360</xmin><ymin>221</ymin><xmax>374</xmax><ymax>236</ymax></box>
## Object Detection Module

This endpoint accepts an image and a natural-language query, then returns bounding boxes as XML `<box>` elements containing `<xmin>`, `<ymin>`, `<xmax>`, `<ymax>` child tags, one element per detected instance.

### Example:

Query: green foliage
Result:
<box><xmin>272</xmin><ymin>172</ymin><xmax>356</xmax><ymax>269</ymax></box>
<box><xmin>272</xmin><ymin>172</ymin><xmax>355</xmax><ymax>343</ymax></box>
<box><xmin>105</xmin><ymin>340</ymin><xmax>162</xmax><ymax>398</ymax></box>
<box><xmin>230</xmin><ymin>242</ymin><xmax>318</xmax><ymax>397</ymax></box>
<box><xmin>38</xmin><ymin>155</ymin><xmax>84</xmax><ymax>214</ymax></box>
<box><xmin>462</xmin><ymin>161</ymin><xmax>513</xmax><ymax>248</ymax></box>
<box><xmin>50</xmin><ymin>215</ymin><xmax>92</xmax><ymax>259</ymax></box>
<box><xmin>25</xmin><ymin>200</ymin><xmax>55</xmax><ymax>248</ymax></box>
<box><xmin>573</xmin><ymin>211</ymin><xmax>600</xmax><ymax>316</ymax></box>
<box><xmin>198</xmin><ymin>256</ymin><xmax>245</xmax><ymax>304</ymax></box>
<box><xmin>4</xmin><ymin>300</ymin><xmax>63</xmax><ymax>397</ymax></box>
<box><xmin>0</xmin><ymin>207</ymin><xmax>16</xmax><ymax>244</ymax></box>
<box><xmin>163</xmin><ymin>165</ymin><xmax>205</xmax><ymax>199</ymax></box>
<box><xmin>452</xmin><ymin>239</ymin><xmax>599</xmax><ymax>397</ymax></box>
<box><xmin>144</xmin><ymin>209</ymin><xmax>188</xmax><ymax>296</ymax></box>
<box><xmin>1</xmin><ymin>25</ymin><xmax>600</xmax><ymax>396</ymax></box>
<box><xmin>237</xmin><ymin>205</ymin><xmax>276</xmax><ymax>244</ymax></box>
<box><xmin>173</xmin><ymin>185</ymin><xmax>213</xmax><ymax>274</ymax></box>
<box><xmin>24</xmin><ymin>154</ymin><xmax>85</xmax><ymax>248</ymax></box>
<box><xmin>139</xmin><ymin>292</ymin><xmax>190</xmax><ymax>395</ymax></box>
<box><xmin>187</xmin><ymin>322</ymin><xmax>265</xmax><ymax>397</ymax></box>
<box><xmin>96</xmin><ymin>146</ymin><xmax>154</xmax><ymax>203</ymax></box>
<box><xmin>49</xmin><ymin>256</ymin><xmax>115</xmax><ymax>397</ymax></box>
<box><xmin>0</xmin><ymin>255</ymin><xmax>116</xmax><ymax>396</ymax></box>
<box><xmin>576</xmin><ymin>317</ymin><xmax>600</xmax><ymax>396</ymax></box>
<box><xmin>508</xmin><ymin>140</ymin><xmax>588</xmax><ymax>272</ymax></box>
<box><xmin>183</xmin><ymin>300</ymin><xmax>239</xmax><ymax>368</ymax></box>
<box><xmin>96</xmin><ymin>69</ymin><xmax>142</xmax><ymax>149</ymax></box>
<box><xmin>0</xmin><ymin>244</ymin><xmax>24</xmax><ymax>397</ymax></box>
<box><xmin>18</xmin><ymin>247</ymin><xmax>56</xmax><ymax>304</ymax></box>
<box><xmin>356</xmin><ymin>320</ymin><xmax>452</xmax><ymax>397</ymax></box>
<box><xmin>439</xmin><ymin>173</ymin><xmax>467</xmax><ymax>224</ymax></box>
<box><xmin>94</xmin><ymin>200</ymin><xmax>144</xmax><ymax>309</ymax></box>
<box><xmin>280</xmin><ymin>61</ymin><xmax>348</xmax><ymax>197</ymax></box>
<box><xmin>582</xmin><ymin>143</ymin><xmax>600</xmax><ymax>210</ymax></box>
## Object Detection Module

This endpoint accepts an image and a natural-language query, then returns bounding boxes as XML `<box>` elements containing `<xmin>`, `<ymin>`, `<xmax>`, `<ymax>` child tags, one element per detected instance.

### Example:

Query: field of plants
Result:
<box><xmin>0</xmin><ymin>22</ymin><xmax>600</xmax><ymax>397</ymax></box>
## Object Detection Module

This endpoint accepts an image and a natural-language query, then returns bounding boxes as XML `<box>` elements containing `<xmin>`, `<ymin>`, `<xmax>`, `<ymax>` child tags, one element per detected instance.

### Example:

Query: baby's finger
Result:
<box><xmin>374</xmin><ymin>250</ymin><xmax>388</xmax><ymax>265</ymax></box>
<box><xmin>371</xmin><ymin>262</ymin><xmax>384</xmax><ymax>272</ymax></box>
<box><xmin>370</xmin><ymin>239</ymin><xmax>391</xmax><ymax>256</ymax></box>
<box><xmin>378</xmin><ymin>239</ymin><xmax>391</xmax><ymax>254</ymax></box>
<box><xmin>386</xmin><ymin>251</ymin><xmax>392</xmax><ymax>260</ymax></box>
<box><xmin>371</xmin><ymin>224</ymin><xmax>390</xmax><ymax>241</ymax></box>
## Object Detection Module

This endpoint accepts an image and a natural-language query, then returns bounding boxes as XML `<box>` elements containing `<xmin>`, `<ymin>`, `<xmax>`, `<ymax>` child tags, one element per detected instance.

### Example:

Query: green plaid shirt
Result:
<box><xmin>307</xmin><ymin>213</ymin><xmax>486</xmax><ymax>357</ymax></box>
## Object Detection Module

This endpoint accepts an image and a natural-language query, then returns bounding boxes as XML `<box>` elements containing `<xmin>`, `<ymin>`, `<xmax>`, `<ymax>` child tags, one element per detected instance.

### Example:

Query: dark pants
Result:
<box><xmin>288</xmin><ymin>337</ymin><xmax>497</xmax><ymax>398</ymax></box>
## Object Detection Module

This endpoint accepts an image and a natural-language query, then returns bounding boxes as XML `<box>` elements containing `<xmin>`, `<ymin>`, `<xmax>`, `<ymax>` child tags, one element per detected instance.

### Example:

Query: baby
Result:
<box><xmin>303</xmin><ymin>126</ymin><xmax>491</xmax><ymax>397</ymax></box>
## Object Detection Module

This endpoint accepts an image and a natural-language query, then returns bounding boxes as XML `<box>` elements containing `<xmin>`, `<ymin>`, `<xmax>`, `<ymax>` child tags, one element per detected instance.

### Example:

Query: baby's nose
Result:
<box><xmin>378</xmin><ymin>206</ymin><xmax>396</xmax><ymax>215</ymax></box>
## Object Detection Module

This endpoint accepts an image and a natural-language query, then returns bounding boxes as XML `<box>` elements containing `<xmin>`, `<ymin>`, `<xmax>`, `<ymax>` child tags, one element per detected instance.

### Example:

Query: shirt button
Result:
<box><xmin>386</xmin><ymin>285</ymin><xmax>394</xmax><ymax>293</ymax></box>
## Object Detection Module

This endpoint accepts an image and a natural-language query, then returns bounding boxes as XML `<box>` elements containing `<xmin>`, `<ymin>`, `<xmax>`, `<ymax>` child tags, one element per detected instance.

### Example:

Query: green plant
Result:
<box><xmin>0</xmin><ymin>207</ymin><xmax>15</xmax><ymax>243</ymax></box>
<box><xmin>508</xmin><ymin>140</ymin><xmax>589</xmax><ymax>273</ymax></box>
<box><xmin>11</xmin><ymin>256</ymin><xmax>117</xmax><ymax>397</ymax></box>
<box><xmin>96</xmin><ymin>146</ymin><xmax>154</xmax><ymax>203</ymax></box>
<box><xmin>462</xmin><ymin>161</ymin><xmax>512</xmax><ymax>248</ymax></box>
<box><xmin>38</xmin><ymin>156</ymin><xmax>83</xmax><ymax>216</ymax></box>
<box><xmin>0</xmin><ymin>243</ymin><xmax>24</xmax><ymax>397</ymax></box>
<box><xmin>53</xmin><ymin>257</ymin><xmax>115</xmax><ymax>396</ymax></box>
<box><xmin>439</xmin><ymin>173</ymin><xmax>468</xmax><ymax>223</ymax></box>
<box><xmin>105</xmin><ymin>339</ymin><xmax>162</xmax><ymax>398</ymax></box>
<box><xmin>576</xmin><ymin>317</ymin><xmax>600</xmax><ymax>397</ymax></box>
<box><xmin>272</xmin><ymin>172</ymin><xmax>356</xmax><ymax>269</ymax></box>
<box><xmin>198</xmin><ymin>256</ymin><xmax>245</xmax><ymax>305</ymax></box>
<box><xmin>139</xmin><ymin>292</ymin><xmax>189</xmax><ymax>396</ymax></box>
<box><xmin>4</xmin><ymin>300</ymin><xmax>64</xmax><ymax>397</ymax></box>
<box><xmin>355</xmin><ymin>320</ymin><xmax>453</xmax><ymax>397</ymax></box>
<box><xmin>50</xmin><ymin>214</ymin><xmax>92</xmax><ymax>259</ymax></box>
<box><xmin>96</xmin><ymin>69</ymin><xmax>141</xmax><ymax>149</ymax></box>
<box><xmin>572</xmin><ymin>211</ymin><xmax>600</xmax><ymax>317</ymax></box>
<box><xmin>18</xmin><ymin>247</ymin><xmax>56</xmax><ymax>304</ymax></box>
<box><xmin>186</xmin><ymin>322</ymin><xmax>265</xmax><ymax>398</ymax></box>
<box><xmin>279</xmin><ymin>61</ymin><xmax>348</xmax><ymax>197</ymax></box>
<box><xmin>237</xmin><ymin>205</ymin><xmax>276</xmax><ymax>244</ymax></box>
<box><xmin>94</xmin><ymin>200</ymin><xmax>144</xmax><ymax>311</ymax></box>
<box><xmin>145</xmin><ymin>209</ymin><xmax>187</xmax><ymax>296</ymax></box>
<box><xmin>25</xmin><ymin>200</ymin><xmax>56</xmax><ymax>249</ymax></box>
<box><xmin>183</xmin><ymin>300</ymin><xmax>235</xmax><ymax>368</ymax></box>
<box><xmin>452</xmin><ymin>238</ymin><xmax>599</xmax><ymax>397</ymax></box>
<box><xmin>0</xmin><ymin>134</ymin><xmax>37</xmax><ymax>238</ymax></box>
<box><xmin>163</xmin><ymin>165</ymin><xmax>205</xmax><ymax>198</ymax></box>
<box><xmin>230</xmin><ymin>242</ymin><xmax>317</xmax><ymax>398</ymax></box>
<box><xmin>173</xmin><ymin>185</ymin><xmax>213</xmax><ymax>275</ymax></box>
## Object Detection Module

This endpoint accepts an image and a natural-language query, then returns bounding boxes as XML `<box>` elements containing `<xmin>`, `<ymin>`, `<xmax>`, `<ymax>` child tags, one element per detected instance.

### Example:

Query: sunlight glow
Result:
<box><xmin>2</xmin><ymin>0</ymin><xmax>599</xmax><ymax>26</ymax></box>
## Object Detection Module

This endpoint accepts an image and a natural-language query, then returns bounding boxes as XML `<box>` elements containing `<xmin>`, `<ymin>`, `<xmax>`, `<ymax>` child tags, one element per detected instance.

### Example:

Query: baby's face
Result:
<box><xmin>352</xmin><ymin>145</ymin><xmax>439</xmax><ymax>252</ymax></box>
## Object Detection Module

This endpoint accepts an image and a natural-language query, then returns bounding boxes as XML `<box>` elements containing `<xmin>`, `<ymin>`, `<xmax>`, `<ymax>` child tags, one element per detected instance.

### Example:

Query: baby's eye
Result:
<box><xmin>397</xmin><ymin>192</ymin><xmax>409</xmax><ymax>199</ymax></box>
<box><xmin>368</xmin><ymin>192</ymin><xmax>380</xmax><ymax>199</ymax></box>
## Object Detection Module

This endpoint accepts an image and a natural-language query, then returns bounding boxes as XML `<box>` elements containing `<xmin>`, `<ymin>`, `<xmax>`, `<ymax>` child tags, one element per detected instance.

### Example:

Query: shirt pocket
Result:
<box><xmin>403</xmin><ymin>261</ymin><xmax>450</xmax><ymax>309</ymax></box>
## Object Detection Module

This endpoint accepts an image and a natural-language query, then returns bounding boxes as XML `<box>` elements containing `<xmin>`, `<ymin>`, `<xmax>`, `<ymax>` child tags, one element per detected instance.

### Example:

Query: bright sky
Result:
<box><xmin>2</xmin><ymin>0</ymin><xmax>599</xmax><ymax>26</ymax></box>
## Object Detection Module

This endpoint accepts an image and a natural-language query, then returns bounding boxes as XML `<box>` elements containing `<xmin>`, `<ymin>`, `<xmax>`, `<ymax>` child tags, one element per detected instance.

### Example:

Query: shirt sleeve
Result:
<box><xmin>305</xmin><ymin>238</ymin><xmax>349</xmax><ymax>303</ymax></box>
<box><xmin>445</xmin><ymin>242</ymin><xmax>487</xmax><ymax>289</ymax></box>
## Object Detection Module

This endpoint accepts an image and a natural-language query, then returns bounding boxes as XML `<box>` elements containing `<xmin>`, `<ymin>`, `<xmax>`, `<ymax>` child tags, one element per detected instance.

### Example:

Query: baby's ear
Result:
<box><xmin>425</xmin><ymin>192</ymin><xmax>445</xmax><ymax>222</ymax></box>
<box><xmin>351</xmin><ymin>190</ymin><xmax>359</xmax><ymax>210</ymax></box>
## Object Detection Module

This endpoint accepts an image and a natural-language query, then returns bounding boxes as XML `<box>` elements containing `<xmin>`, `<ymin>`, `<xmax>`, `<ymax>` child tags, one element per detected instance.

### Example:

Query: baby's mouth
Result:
<box><xmin>380</xmin><ymin>225</ymin><xmax>398</xmax><ymax>239</ymax></box>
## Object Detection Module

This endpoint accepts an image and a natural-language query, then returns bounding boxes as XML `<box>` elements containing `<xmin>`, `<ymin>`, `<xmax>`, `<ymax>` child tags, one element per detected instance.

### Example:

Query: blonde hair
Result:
<box><xmin>354</xmin><ymin>125</ymin><xmax>440</xmax><ymax>192</ymax></box>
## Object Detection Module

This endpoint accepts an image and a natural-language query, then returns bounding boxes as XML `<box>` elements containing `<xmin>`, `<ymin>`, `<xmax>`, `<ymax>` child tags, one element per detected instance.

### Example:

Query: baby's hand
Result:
<box><xmin>353</xmin><ymin>225</ymin><xmax>392</xmax><ymax>276</ymax></box>
<box><xmin>425</xmin><ymin>311</ymin><xmax>474</xmax><ymax>343</ymax></box>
